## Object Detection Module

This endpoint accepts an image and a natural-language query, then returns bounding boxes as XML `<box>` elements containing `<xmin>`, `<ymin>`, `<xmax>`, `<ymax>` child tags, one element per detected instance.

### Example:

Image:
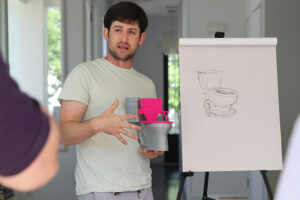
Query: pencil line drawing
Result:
<box><xmin>197</xmin><ymin>69</ymin><xmax>238</xmax><ymax>117</ymax></box>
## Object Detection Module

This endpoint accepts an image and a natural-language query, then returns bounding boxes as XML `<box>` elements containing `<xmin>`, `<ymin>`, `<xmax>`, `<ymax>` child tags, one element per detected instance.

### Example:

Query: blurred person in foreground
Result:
<box><xmin>0</xmin><ymin>54</ymin><xmax>60</xmax><ymax>192</ymax></box>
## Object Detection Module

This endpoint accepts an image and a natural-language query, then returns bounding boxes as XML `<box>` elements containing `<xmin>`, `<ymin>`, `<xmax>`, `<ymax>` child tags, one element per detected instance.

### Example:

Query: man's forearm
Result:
<box><xmin>61</xmin><ymin>118</ymin><xmax>102</xmax><ymax>145</ymax></box>
<box><xmin>60</xmin><ymin>99</ymin><xmax>140</xmax><ymax>146</ymax></box>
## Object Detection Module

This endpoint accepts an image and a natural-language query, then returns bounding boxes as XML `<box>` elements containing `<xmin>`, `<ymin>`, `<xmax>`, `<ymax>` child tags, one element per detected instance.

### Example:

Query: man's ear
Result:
<box><xmin>139</xmin><ymin>32</ymin><xmax>146</xmax><ymax>46</ymax></box>
<box><xmin>103</xmin><ymin>28</ymin><xmax>109</xmax><ymax>41</ymax></box>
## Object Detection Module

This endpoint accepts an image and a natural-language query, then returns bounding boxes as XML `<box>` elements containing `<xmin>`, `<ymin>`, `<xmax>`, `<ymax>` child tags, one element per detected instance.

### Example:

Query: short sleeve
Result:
<box><xmin>0</xmin><ymin>55</ymin><xmax>49</xmax><ymax>176</ymax></box>
<box><xmin>59</xmin><ymin>65</ymin><xmax>90</xmax><ymax>105</ymax></box>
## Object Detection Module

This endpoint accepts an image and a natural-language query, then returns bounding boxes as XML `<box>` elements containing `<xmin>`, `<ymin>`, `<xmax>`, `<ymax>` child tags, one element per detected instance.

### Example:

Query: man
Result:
<box><xmin>0</xmin><ymin>54</ymin><xmax>60</xmax><ymax>192</ymax></box>
<box><xmin>59</xmin><ymin>2</ymin><xmax>163</xmax><ymax>200</ymax></box>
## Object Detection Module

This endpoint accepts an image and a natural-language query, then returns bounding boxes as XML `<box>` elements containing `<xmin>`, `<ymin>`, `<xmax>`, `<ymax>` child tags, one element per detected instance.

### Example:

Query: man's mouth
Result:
<box><xmin>117</xmin><ymin>45</ymin><xmax>129</xmax><ymax>51</ymax></box>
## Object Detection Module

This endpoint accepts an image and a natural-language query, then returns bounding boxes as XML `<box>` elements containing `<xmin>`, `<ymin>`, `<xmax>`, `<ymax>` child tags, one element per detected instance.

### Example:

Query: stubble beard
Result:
<box><xmin>109</xmin><ymin>46</ymin><xmax>136</xmax><ymax>61</ymax></box>
<box><xmin>108</xmin><ymin>38</ymin><xmax>140</xmax><ymax>61</ymax></box>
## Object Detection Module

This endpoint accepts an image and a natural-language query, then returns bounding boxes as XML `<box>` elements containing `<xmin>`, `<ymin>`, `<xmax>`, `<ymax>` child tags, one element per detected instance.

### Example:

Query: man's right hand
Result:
<box><xmin>60</xmin><ymin>98</ymin><xmax>140</xmax><ymax>145</ymax></box>
<box><xmin>92</xmin><ymin>98</ymin><xmax>140</xmax><ymax>145</ymax></box>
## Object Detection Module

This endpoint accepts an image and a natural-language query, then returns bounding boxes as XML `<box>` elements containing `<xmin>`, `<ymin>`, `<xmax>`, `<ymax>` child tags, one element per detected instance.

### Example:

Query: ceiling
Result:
<box><xmin>111</xmin><ymin>0</ymin><xmax>179</xmax><ymax>17</ymax></box>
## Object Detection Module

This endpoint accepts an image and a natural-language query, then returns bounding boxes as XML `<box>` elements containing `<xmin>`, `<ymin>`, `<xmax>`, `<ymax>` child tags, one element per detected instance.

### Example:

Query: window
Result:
<box><xmin>47</xmin><ymin>7</ymin><xmax>62</xmax><ymax>111</ymax></box>
<box><xmin>167</xmin><ymin>54</ymin><xmax>180</xmax><ymax>134</ymax></box>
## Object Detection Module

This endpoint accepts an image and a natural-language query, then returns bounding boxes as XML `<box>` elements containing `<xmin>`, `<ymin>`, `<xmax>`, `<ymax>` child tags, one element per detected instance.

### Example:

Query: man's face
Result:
<box><xmin>104</xmin><ymin>20</ymin><xmax>145</xmax><ymax>61</ymax></box>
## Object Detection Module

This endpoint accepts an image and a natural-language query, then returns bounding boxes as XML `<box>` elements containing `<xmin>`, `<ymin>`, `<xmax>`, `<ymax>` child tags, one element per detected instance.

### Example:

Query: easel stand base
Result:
<box><xmin>176</xmin><ymin>171</ymin><xmax>194</xmax><ymax>200</ymax></box>
<box><xmin>202</xmin><ymin>172</ymin><xmax>215</xmax><ymax>200</ymax></box>
<box><xmin>176</xmin><ymin>171</ymin><xmax>216</xmax><ymax>200</ymax></box>
<box><xmin>176</xmin><ymin>171</ymin><xmax>273</xmax><ymax>200</ymax></box>
<box><xmin>260</xmin><ymin>170</ymin><xmax>273</xmax><ymax>200</ymax></box>
<box><xmin>202</xmin><ymin>197</ymin><xmax>215</xmax><ymax>200</ymax></box>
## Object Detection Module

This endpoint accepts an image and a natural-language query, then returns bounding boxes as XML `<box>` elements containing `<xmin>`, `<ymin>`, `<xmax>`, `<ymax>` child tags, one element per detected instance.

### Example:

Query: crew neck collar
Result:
<box><xmin>102</xmin><ymin>58</ymin><xmax>134</xmax><ymax>70</ymax></box>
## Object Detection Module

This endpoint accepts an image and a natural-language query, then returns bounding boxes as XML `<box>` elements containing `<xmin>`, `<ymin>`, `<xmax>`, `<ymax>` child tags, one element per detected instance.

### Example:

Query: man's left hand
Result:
<box><xmin>138</xmin><ymin>149</ymin><xmax>164</xmax><ymax>159</ymax></box>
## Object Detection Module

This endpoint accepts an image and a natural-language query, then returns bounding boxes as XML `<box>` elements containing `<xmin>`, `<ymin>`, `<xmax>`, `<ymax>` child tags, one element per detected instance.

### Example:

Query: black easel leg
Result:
<box><xmin>176</xmin><ymin>173</ymin><xmax>187</xmax><ymax>200</ymax></box>
<box><xmin>260</xmin><ymin>170</ymin><xmax>273</xmax><ymax>200</ymax></box>
<box><xmin>176</xmin><ymin>172</ymin><xmax>194</xmax><ymax>200</ymax></box>
<box><xmin>202</xmin><ymin>172</ymin><xmax>215</xmax><ymax>200</ymax></box>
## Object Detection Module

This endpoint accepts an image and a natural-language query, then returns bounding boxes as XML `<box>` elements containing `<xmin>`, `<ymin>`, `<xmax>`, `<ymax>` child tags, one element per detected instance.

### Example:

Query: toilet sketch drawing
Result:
<box><xmin>197</xmin><ymin>69</ymin><xmax>238</xmax><ymax>117</ymax></box>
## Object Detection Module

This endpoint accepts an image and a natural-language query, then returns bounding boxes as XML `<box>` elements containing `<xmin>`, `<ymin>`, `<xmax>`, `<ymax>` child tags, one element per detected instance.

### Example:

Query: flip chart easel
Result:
<box><xmin>177</xmin><ymin>38</ymin><xmax>283</xmax><ymax>200</ymax></box>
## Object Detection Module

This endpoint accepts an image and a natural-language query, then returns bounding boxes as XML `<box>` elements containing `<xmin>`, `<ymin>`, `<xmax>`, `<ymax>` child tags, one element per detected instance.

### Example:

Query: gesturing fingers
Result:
<box><xmin>120</xmin><ymin>114</ymin><xmax>138</xmax><ymax>121</ymax></box>
<box><xmin>121</xmin><ymin>122</ymin><xmax>141</xmax><ymax>131</ymax></box>
<box><xmin>118</xmin><ymin>128</ymin><xmax>138</xmax><ymax>140</ymax></box>
<box><xmin>99</xmin><ymin>99</ymin><xmax>142</xmax><ymax>145</ymax></box>
<box><xmin>106</xmin><ymin>98</ymin><xmax>119</xmax><ymax>113</ymax></box>
<box><xmin>114</xmin><ymin>132</ymin><xmax>128</xmax><ymax>145</ymax></box>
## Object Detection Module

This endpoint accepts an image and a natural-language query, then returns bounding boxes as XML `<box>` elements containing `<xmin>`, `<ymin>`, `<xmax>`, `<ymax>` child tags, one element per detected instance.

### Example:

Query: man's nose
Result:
<box><xmin>121</xmin><ymin>32</ymin><xmax>129</xmax><ymax>43</ymax></box>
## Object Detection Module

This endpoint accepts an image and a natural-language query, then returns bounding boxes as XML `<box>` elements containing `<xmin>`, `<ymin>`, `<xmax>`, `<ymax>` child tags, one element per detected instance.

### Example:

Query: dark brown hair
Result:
<box><xmin>104</xmin><ymin>1</ymin><xmax>148</xmax><ymax>34</ymax></box>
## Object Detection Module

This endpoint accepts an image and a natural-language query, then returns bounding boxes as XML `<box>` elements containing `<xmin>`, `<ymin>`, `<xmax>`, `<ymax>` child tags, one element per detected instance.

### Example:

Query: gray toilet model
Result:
<box><xmin>125</xmin><ymin>97</ymin><xmax>172</xmax><ymax>151</ymax></box>
<box><xmin>125</xmin><ymin>97</ymin><xmax>145</xmax><ymax>123</ymax></box>
<box><xmin>138</xmin><ymin>123</ymin><xmax>172</xmax><ymax>151</ymax></box>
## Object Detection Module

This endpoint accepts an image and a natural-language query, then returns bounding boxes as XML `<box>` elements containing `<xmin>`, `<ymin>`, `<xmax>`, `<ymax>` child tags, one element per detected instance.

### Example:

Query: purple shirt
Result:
<box><xmin>0</xmin><ymin>55</ymin><xmax>49</xmax><ymax>176</ymax></box>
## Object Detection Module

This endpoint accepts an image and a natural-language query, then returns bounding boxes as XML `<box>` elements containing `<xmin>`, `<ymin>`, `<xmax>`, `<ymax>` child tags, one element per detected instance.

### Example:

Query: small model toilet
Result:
<box><xmin>197</xmin><ymin>70</ymin><xmax>238</xmax><ymax>117</ymax></box>
<box><xmin>126</xmin><ymin>98</ymin><xmax>173</xmax><ymax>151</ymax></box>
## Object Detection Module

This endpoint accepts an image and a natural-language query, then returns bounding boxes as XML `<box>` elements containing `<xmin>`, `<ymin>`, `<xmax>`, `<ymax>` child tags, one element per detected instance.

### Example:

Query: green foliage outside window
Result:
<box><xmin>168</xmin><ymin>54</ymin><xmax>180</xmax><ymax>112</ymax></box>
<box><xmin>47</xmin><ymin>8</ymin><xmax>61</xmax><ymax>101</ymax></box>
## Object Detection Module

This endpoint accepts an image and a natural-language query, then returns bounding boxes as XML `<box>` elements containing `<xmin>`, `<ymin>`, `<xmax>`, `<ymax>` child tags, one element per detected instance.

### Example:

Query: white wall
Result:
<box><xmin>181</xmin><ymin>0</ymin><xmax>246</xmax><ymax>38</ymax></box>
<box><xmin>265</xmin><ymin>0</ymin><xmax>300</xmax><ymax>194</ymax></box>
<box><xmin>245</xmin><ymin>0</ymin><xmax>263</xmax><ymax>17</ymax></box>
<box><xmin>62</xmin><ymin>0</ymin><xmax>86</xmax><ymax>75</ymax></box>
<box><xmin>91</xmin><ymin>0</ymin><xmax>110</xmax><ymax>60</ymax></box>
<box><xmin>245</xmin><ymin>0</ymin><xmax>264</xmax><ymax>38</ymax></box>
<box><xmin>46</xmin><ymin>0</ymin><xmax>60</xmax><ymax>7</ymax></box>
<box><xmin>8</xmin><ymin>0</ymin><xmax>46</xmax><ymax>104</ymax></box>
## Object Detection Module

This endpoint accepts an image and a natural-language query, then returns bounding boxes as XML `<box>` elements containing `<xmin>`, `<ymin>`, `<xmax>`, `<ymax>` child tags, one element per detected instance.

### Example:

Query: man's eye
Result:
<box><xmin>115</xmin><ymin>29</ymin><xmax>121</xmax><ymax>32</ymax></box>
<box><xmin>129</xmin><ymin>31</ymin><xmax>136</xmax><ymax>34</ymax></box>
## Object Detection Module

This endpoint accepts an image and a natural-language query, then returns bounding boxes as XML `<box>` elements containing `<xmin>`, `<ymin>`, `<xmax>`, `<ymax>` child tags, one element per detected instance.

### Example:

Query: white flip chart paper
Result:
<box><xmin>179</xmin><ymin>38</ymin><xmax>283</xmax><ymax>172</ymax></box>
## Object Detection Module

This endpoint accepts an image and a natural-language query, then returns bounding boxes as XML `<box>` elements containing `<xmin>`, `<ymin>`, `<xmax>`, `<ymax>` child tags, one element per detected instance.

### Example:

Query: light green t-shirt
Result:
<box><xmin>59</xmin><ymin>58</ymin><xmax>157</xmax><ymax>195</ymax></box>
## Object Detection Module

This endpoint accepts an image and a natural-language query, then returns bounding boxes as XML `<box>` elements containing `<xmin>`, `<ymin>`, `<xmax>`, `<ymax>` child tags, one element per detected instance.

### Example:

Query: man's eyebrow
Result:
<box><xmin>128</xmin><ymin>28</ymin><xmax>138</xmax><ymax>31</ymax></box>
<box><xmin>112</xmin><ymin>25</ymin><xmax>123</xmax><ymax>29</ymax></box>
<box><xmin>111</xmin><ymin>25</ymin><xmax>138</xmax><ymax>31</ymax></box>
